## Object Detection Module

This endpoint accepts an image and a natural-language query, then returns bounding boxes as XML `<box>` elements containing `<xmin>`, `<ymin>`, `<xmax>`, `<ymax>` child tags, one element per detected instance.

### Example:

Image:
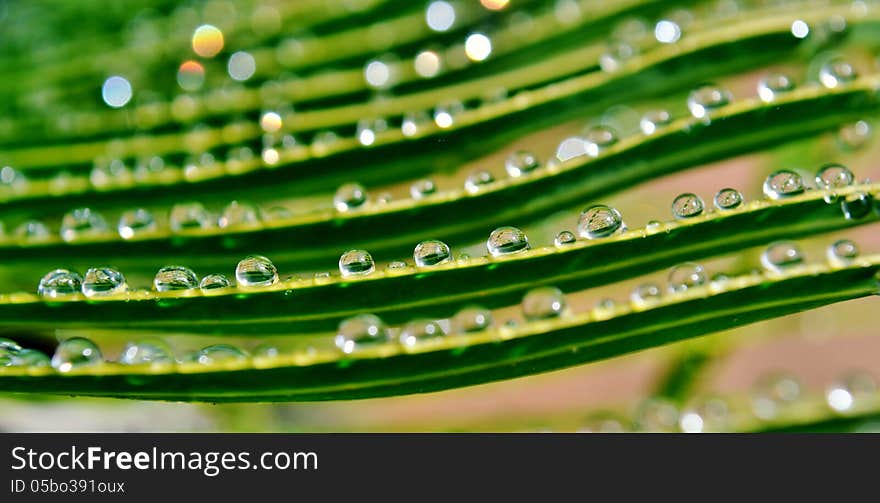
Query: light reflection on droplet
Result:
<box><xmin>177</xmin><ymin>61</ymin><xmax>205</xmax><ymax>91</ymax></box>
<box><xmin>192</xmin><ymin>24</ymin><xmax>224</xmax><ymax>57</ymax></box>
<box><xmin>414</xmin><ymin>50</ymin><xmax>441</xmax><ymax>78</ymax></box>
<box><xmin>426</xmin><ymin>1</ymin><xmax>455</xmax><ymax>32</ymax></box>
<box><xmin>465</xmin><ymin>33</ymin><xmax>492</xmax><ymax>62</ymax></box>
<box><xmin>101</xmin><ymin>76</ymin><xmax>132</xmax><ymax>108</ymax></box>
<box><xmin>228</xmin><ymin>51</ymin><xmax>256</xmax><ymax>81</ymax></box>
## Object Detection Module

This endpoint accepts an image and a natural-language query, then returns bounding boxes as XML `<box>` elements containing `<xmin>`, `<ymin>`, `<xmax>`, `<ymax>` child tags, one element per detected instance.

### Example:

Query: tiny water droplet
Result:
<box><xmin>763</xmin><ymin>170</ymin><xmax>804</xmax><ymax>199</ymax></box>
<box><xmin>253</xmin><ymin>345</ymin><xmax>280</xmax><ymax>359</ymax></box>
<box><xmin>413</xmin><ymin>240</ymin><xmax>451</xmax><ymax>266</ymax></box>
<box><xmin>668</xmin><ymin>262</ymin><xmax>706</xmax><ymax>293</ymax></box>
<box><xmin>505</xmin><ymin>150</ymin><xmax>540</xmax><ymax>177</ymax></box>
<box><xmin>815</xmin><ymin>163</ymin><xmax>854</xmax><ymax>190</ymax></box>
<box><xmin>827</xmin><ymin>239</ymin><xmax>858</xmax><ymax>265</ymax></box>
<box><xmin>52</xmin><ymin>337</ymin><xmax>103</xmax><ymax>371</ymax></box>
<box><xmin>818</xmin><ymin>58</ymin><xmax>857</xmax><ymax>89</ymax></box>
<box><xmin>451</xmin><ymin>305</ymin><xmax>493</xmax><ymax>333</ymax></box>
<box><xmin>82</xmin><ymin>267</ymin><xmax>127</xmax><ymax>297</ymax></box>
<box><xmin>410</xmin><ymin>179</ymin><xmax>437</xmax><ymax>199</ymax></box>
<box><xmin>170</xmin><ymin>202</ymin><xmax>212</xmax><ymax>231</ymax></box>
<box><xmin>757</xmin><ymin>73</ymin><xmax>795</xmax><ymax>102</ymax></box>
<box><xmin>464</xmin><ymin>170</ymin><xmax>495</xmax><ymax>193</ymax></box>
<box><xmin>200</xmin><ymin>273</ymin><xmax>231</xmax><ymax>290</ymax></box>
<box><xmin>386</xmin><ymin>261</ymin><xmax>408</xmax><ymax>271</ymax></box>
<box><xmin>153</xmin><ymin>265</ymin><xmax>199</xmax><ymax>291</ymax></box>
<box><xmin>687</xmin><ymin>84</ymin><xmax>732</xmax><ymax>119</ymax></box>
<box><xmin>15</xmin><ymin>220</ymin><xmax>51</xmax><ymax>242</ymax></box>
<box><xmin>639</xmin><ymin>109</ymin><xmax>671</xmax><ymax>135</ymax></box>
<box><xmin>761</xmin><ymin>241</ymin><xmax>804</xmax><ymax>272</ymax></box>
<box><xmin>712</xmin><ymin>187</ymin><xmax>743</xmax><ymax>210</ymax></box>
<box><xmin>582</xmin><ymin>125</ymin><xmax>618</xmax><ymax>156</ymax></box>
<box><xmin>399</xmin><ymin>319</ymin><xmax>445</xmax><ymax>348</ymax></box>
<box><xmin>197</xmin><ymin>344</ymin><xmax>248</xmax><ymax>364</ymax></box>
<box><xmin>577</xmin><ymin>205</ymin><xmax>625</xmax><ymax>239</ymax></box>
<box><xmin>671</xmin><ymin>193</ymin><xmax>704</xmax><ymax>219</ymax></box>
<box><xmin>339</xmin><ymin>249</ymin><xmax>375</xmax><ymax>276</ymax></box>
<box><xmin>235</xmin><ymin>255</ymin><xmax>278</xmax><ymax>287</ymax></box>
<box><xmin>218</xmin><ymin>200</ymin><xmax>261</xmax><ymax>228</ymax></box>
<box><xmin>635</xmin><ymin>398</ymin><xmax>680</xmax><ymax>432</ymax></box>
<box><xmin>433</xmin><ymin>101</ymin><xmax>463</xmax><ymax>128</ymax></box>
<box><xmin>521</xmin><ymin>287</ymin><xmax>567</xmax><ymax>320</ymax></box>
<box><xmin>631</xmin><ymin>283</ymin><xmax>662</xmax><ymax>305</ymax></box>
<box><xmin>554</xmin><ymin>230</ymin><xmax>576</xmax><ymax>247</ymax></box>
<box><xmin>333</xmin><ymin>183</ymin><xmax>368</xmax><ymax>211</ymax></box>
<box><xmin>680</xmin><ymin>397</ymin><xmax>729</xmax><ymax>433</ymax></box>
<box><xmin>335</xmin><ymin>314</ymin><xmax>390</xmax><ymax>354</ymax></box>
<box><xmin>38</xmin><ymin>269</ymin><xmax>82</xmax><ymax>298</ymax></box>
<box><xmin>826</xmin><ymin>372</ymin><xmax>877</xmax><ymax>412</ymax></box>
<box><xmin>487</xmin><ymin>226</ymin><xmax>530</xmax><ymax>256</ymax></box>
<box><xmin>60</xmin><ymin>208</ymin><xmax>108</xmax><ymax>242</ymax></box>
<box><xmin>752</xmin><ymin>373</ymin><xmax>801</xmax><ymax>419</ymax></box>
<box><xmin>119</xmin><ymin>339</ymin><xmax>173</xmax><ymax>365</ymax></box>
<box><xmin>118</xmin><ymin>208</ymin><xmax>156</xmax><ymax>239</ymax></box>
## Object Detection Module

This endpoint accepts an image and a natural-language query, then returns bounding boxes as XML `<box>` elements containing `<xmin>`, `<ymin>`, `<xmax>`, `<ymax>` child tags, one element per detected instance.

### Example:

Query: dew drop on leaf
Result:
<box><xmin>118</xmin><ymin>208</ymin><xmax>156</xmax><ymax>239</ymax></box>
<box><xmin>504</xmin><ymin>150</ymin><xmax>540</xmax><ymax>177</ymax></box>
<box><xmin>52</xmin><ymin>337</ymin><xmax>103</xmax><ymax>371</ymax></box>
<box><xmin>338</xmin><ymin>249</ymin><xmax>375</xmax><ymax>276</ymax></box>
<box><xmin>827</xmin><ymin>239</ymin><xmax>858</xmax><ymax>264</ymax></box>
<box><xmin>399</xmin><ymin>319</ymin><xmax>445</xmax><ymax>349</ymax></box>
<box><xmin>818</xmin><ymin>58</ymin><xmax>857</xmax><ymax>89</ymax></box>
<box><xmin>713</xmin><ymin>188</ymin><xmax>743</xmax><ymax>210</ymax></box>
<box><xmin>235</xmin><ymin>255</ymin><xmax>278</xmax><ymax>287</ymax></box>
<box><xmin>11</xmin><ymin>349</ymin><xmax>50</xmax><ymax>368</ymax></box>
<box><xmin>763</xmin><ymin>170</ymin><xmax>804</xmax><ymax>199</ymax></box>
<box><xmin>757</xmin><ymin>73</ymin><xmax>795</xmax><ymax>102</ymax></box>
<box><xmin>200</xmin><ymin>273</ymin><xmax>231</xmax><ymax>290</ymax></box>
<box><xmin>464</xmin><ymin>170</ymin><xmax>495</xmax><ymax>193</ymax></box>
<box><xmin>119</xmin><ymin>339</ymin><xmax>173</xmax><ymax>365</ymax></box>
<box><xmin>815</xmin><ymin>163</ymin><xmax>854</xmax><ymax>190</ymax></box>
<box><xmin>333</xmin><ymin>183</ymin><xmax>368</xmax><ymax>212</ymax></box>
<box><xmin>153</xmin><ymin>265</ymin><xmax>199</xmax><ymax>292</ymax></box>
<box><xmin>667</xmin><ymin>262</ymin><xmax>706</xmax><ymax>293</ymax></box>
<box><xmin>554</xmin><ymin>230</ymin><xmax>576</xmax><ymax>247</ymax></box>
<box><xmin>335</xmin><ymin>314</ymin><xmax>389</xmax><ymax>354</ymax></box>
<box><xmin>751</xmin><ymin>373</ymin><xmax>801</xmax><ymax>420</ymax></box>
<box><xmin>825</xmin><ymin>372</ymin><xmax>877</xmax><ymax>412</ymax></box>
<box><xmin>630</xmin><ymin>283</ymin><xmax>662</xmax><ymax>305</ymax></box>
<box><xmin>60</xmin><ymin>208</ymin><xmax>108</xmax><ymax>242</ymax></box>
<box><xmin>521</xmin><ymin>286</ymin><xmax>566</xmax><ymax>320</ymax></box>
<box><xmin>761</xmin><ymin>241</ymin><xmax>804</xmax><ymax>272</ymax></box>
<box><xmin>82</xmin><ymin>267</ymin><xmax>127</xmax><ymax>297</ymax></box>
<box><xmin>577</xmin><ymin>204</ymin><xmax>624</xmax><ymax>239</ymax></box>
<box><xmin>410</xmin><ymin>179</ymin><xmax>437</xmax><ymax>199</ymax></box>
<box><xmin>671</xmin><ymin>193</ymin><xmax>704</xmax><ymax>219</ymax></box>
<box><xmin>687</xmin><ymin>84</ymin><xmax>732</xmax><ymax>119</ymax></box>
<box><xmin>413</xmin><ymin>240</ymin><xmax>451</xmax><ymax>266</ymax></box>
<box><xmin>487</xmin><ymin>226</ymin><xmax>530</xmax><ymax>256</ymax></box>
<box><xmin>451</xmin><ymin>305</ymin><xmax>493</xmax><ymax>333</ymax></box>
<box><xmin>197</xmin><ymin>344</ymin><xmax>248</xmax><ymax>364</ymax></box>
<box><xmin>169</xmin><ymin>202</ymin><xmax>212</xmax><ymax>231</ymax></box>
<box><xmin>639</xmin><ymin>109</ymin><xmax>671</xmax><ymax>135</ymax></box>
<box><xmin>38</xmin><ymin>269</ymin><xmax>82</xmax><ymax>298</ymax></box>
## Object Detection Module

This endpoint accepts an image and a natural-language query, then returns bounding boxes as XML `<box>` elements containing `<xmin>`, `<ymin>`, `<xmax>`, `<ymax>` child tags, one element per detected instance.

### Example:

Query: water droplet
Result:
<box><xmin>763</xmin><ymin>170</ymin><xmax>804</xmax><ymax>199</ymax></box>
<box><xmin>410</xmin><ymin>179</ymin><xmax>436</xmax><ymax>199</ymax></box>
<box><xmin>837</xmin><ymin>120</ymin><xmax>871</xmax><ymax>150</ymax></box>
<box><xmin>582</xmin><ymin>125</ymin><xmax>618</xmax><ymax>156</ymax></box>
<box><xmin>426</xmin><ymin>1</ymin><xmax>456</xmax><ymax>32</ymax></box>
<box><xmin>521</xmin><ymin>287</ymin><xmax>567</xmax><ymax>320</ymax></box>
<box><xmin>335</xmin><ymin>314</ymin><xmax>390</xmax><ymax>354</ymax></box>
<box><xmin>631</xmin><ymin>283</ymin><xmax>662</xmax><ymax>305</ymax></box>
<box><xmin>0</xmin><ymin>338</ymin><xmax>22</xmax><ymax>352</ymax></box>
<box><xmin>757</xmin><ymin>73</ymin><xmax>795</xmax><ymax>102</ymax></box>
<box><xmin>334</xmin><ymin>183</ymin><xmax>368</xmax><ymax>211</ymax></box>
<box><xmin>599</xmin><ymin>42</ymin><xmax>636</xmax><ymax>73</ymax></box>
<box><xmin>761</xmin><ymin>241</ymin><xmax>804</xmax><ymax>272</ymax></box>
<box><xmin>386</xmin><ymin>261</ymin><xmax>408</xmax><ymax>271</ymax></box>
<box><xmin>639</xmin><ymin>109</ymin><xmax>671</xmax><ymax>135</ymax></box>
<box><xmin>827</xmin><ymin>239</ymin><xmax>858</xmax><ymax>264</ymax></box>
<box><xmin>752</xmin><ymin>373</ymin><xmax>801</xmax><ymax>419</ymax></box>
<box><xmin>818</xmin><ymin>58</ymin><xmax>857</xmax><ymax>89</ymax></box>
<box><xmin>635</xmin><ymin>398</ymin><xmax>680</xmax><ymax>432</ymax></box>
<box><xmin>170</xmin><ymin>202</ymin><xmax>212</xmax><ymax>231</ymax></box>
<box><xmin>433</xmin><ymin>101</ymin><xmax>463</xmax><ymax>128</ymax></box>
<box><xmin>413</xmin><ymin>240</ymin><xmax>451</xmax><ymax>266</ymax></box>
<box><xmin>399</xmin><ymin>319</ymin><xmax>445</xmax><ymax>348</ymax></box>
<box><xmin>235</xmin><ymin>255</ymin><xmax>278</xmax><ymax>287</ymax></box>
<box><xmin>38</xmin><ymin>269</ymin><xmax>82</xmax><ymax>298</ymax></box>
<box><xmin>253</xmin><ymin>345</ymin><xmax>280</xmax><ymax>359</ymax></box>
<box><xmin>339</xmin><ymin>249</ymin><xmax>375</xmax><ymax>277</ymax></box>
<box><xmin>118</xmin><ymin>208</ymin><xmax>156</xmax><ymax>239</ymax></box>
<box><xmin>200</xmin><ymin>273</ymin><xmax>231</xmax><ymax>290</ymax></box>
<box><xmin>464</xmin><ymin>170</ymin><xmax>495</xmax><ymax>193</ymax></box>
<box><xmin>52</xmin><ymin>337</ymin><xmax>103</xmax><ymax>371</ymax></box>
<box><xmin>555</xmin><ymin>137</ymin><xmax>590</xmax><ymax>162</ymax></box>
<box><xmin>218</xmin><ymin>201</ymin><xmax>261</xmax><ymax>228</ymax></box>
<box><xmin>687</xmin><ymin>84</ymin><xmax>732</xmax><ymax>119</ymax></box>
<box><xmin>60</xmin><ymin>208</ymin><xmax>108</xmax><ymax>242</ymax></box>
<box><xmin>505</xmin><ymin>150</ymin><xmax>540</xmax><ymax>177</ymax></box>
<box><xmin>681</xmin><ymin>397</ymin><xmax>729</xmax><ymax>433</ymax></box>
<box><xmin>153</xmin><ymin>265</ymin><xmax>198</xmax><ymax>292</ymax></box>
<box><xmin>11</xmin><ymin>349</ymin><xmax>50</xmax><ymax>367</ymax></box>
<box><xmin>554</xmin><ymin>230</ymin><xmax>576</xmax><ymax>247</ymax></box>
<box><xmin>119</xmin><ymin>339</ymin><xmax>173</xmax><ymax>365</ymax></box>
<box><xmin>791</xmin><ymin>19</ymin><xmax>810</xmax><ymax>38</ymax></box>
<box><xmin>15</xmin><ymin>220</ymin><xmax>51</xmax><ymax>242</ymax></box>
<box><xmin>451</xmin><ymin>305</ymin><xmax>493</xmax><ymax>333</ymax></box>
<box><xmin>815</xmin><ymin>163</ymin><xmax>854</xmax><ymax>190</ymax></box>
<box><xmin>82</xmin><ymin>267</ymin><xmax>127</xmax><ymax>297</ymax></box>
<box><xmin>840</xmin><ymin>192</ymin><xmax>873</xmax><ymax>219</ymax></box>
<box><xmin>577</xmin><ymin>205</ymin><xmax>625</xmax><ymax>239</ymax></box>
<box><xmin>713</xmin><ymin>188</ymin><xmax>743</xmax><ymax>210</ymax></box>
<box><xmin>401</xmin><ymin>111</ymin><xmax>430</xmax><ymax>137</ymax></box>
<box><xmin>826</xmin><ymin>372</ymin><xmax>877</xmax><ymax>412</ymax></box>
<box><xmin>668</xmin><ymin>262</ymin><xmax>706</xmax><ymax>293</ymax></box>
<box><xmin>196</xmin><ymin>344</ymin><xmax>248</xmax><ymax>364</ymax></box>
<box><xmin>654</xmin><ymin>19</ymin><xmax>681</xmax><ymax>43</ymax></box>
<box><xmin>228</xmin><ymin>51</ymin><xmax>256</xmax><ymax>81</ymax></box>
<box><xmin>671</xmin><ymin>193</ymin><xmax>704</xmax><ymax>219</ymax></box>
<box><xmin>101</xmin><ymin>76</ymin><xmax>132</xmax><ymax>108</ymax></box>
<box><xmin>465</xmin><ymin>32</ymin><xmax>493</xmax><ymax>62</ymax></box>
<box><xmin>487</xmin><ymin>226</ymin><xmax>530</xmax><ymax>256</ymax></box>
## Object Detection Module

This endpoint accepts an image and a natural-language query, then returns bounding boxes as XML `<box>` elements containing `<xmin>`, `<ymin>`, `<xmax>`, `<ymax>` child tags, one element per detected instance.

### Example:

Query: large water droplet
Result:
<box><xmin>334</xmin><ymin>183</ymin><xmax>368</xmax><ymax>212</ymax></box>
<box><xmin>486</xmin><ymin>226</ymin><xmax>530</xmax><ymax>256</ymax></box>
<box><xmin>118</xmin><ymin>208</ymin><xmax>156</xmax><ymax>239</ymax></box>
<box><xmin>752</xmin><ymin>373</ymin><xmax>801</xmax><ymax>420</ymax></box>
<box><xmin>200</xmin><ymin>273</ymin><xmax>231</xmax><ymax>290</ymax></box>
<box><xmin>671</xmin><ymin>193</ymin><xmax>704</xmax><ymax>219</ymax></box>
<box><xmin>505</xmin><ymin>150</ymin><xmax>540</xmax><ymax>177</ymax></box>
<box><xmin>827</xmin><ymin>239</ymin><xmax>858</xmax><ymax>264</ymax></box>
<box><xmin>522</xmin><ymin>287</ymin><xmax>567</xmax><ymax>320</ymax></box>
<box><xmin>410</xmin><ymin>179</ymin><xmax>437</xmax><ymax>199</ymax></box>
<box><xmin>339</xmin><ymin>249</ymin><xmax>375</xmax><ymax>276</ymax></box>
<box><xmin>399</xmin><ymin>319</ymin><xmax>445</xmax><ymax>348</ymax></box>
<box><xmin>826</xmin><ymin>372</ymin><xmax>877</xmax><ymax>412</ymax></box>
<box><xmin>713</xmin><ymin>188</ymin><xmax>743</xmax><ymax>210</ymax></box>
<box><xmin>757</xmin><ymin>73</ymin><xmax>795</xmax><ymax>102</ymax></box>
<box><xmin>761</xmin><ymin>241</ymin><xmax>804</xmax><ymax>272</ymax></box>
<box><xmin>335</xmin><ymin>314</ymin><xmax>390</xmax><ymax>354</ymax></box>
<box><xmin>464</xmin><ymin>170</ymin><xmax>495</xmax><ymax>193</ymax></box>
<box><xmin>82</xmin><ymin>267</ymin><xmax>127</xmax><ymax>297</ymax></box>
<box><xmin>815</xmin><ymin>163</ymin><xmax>854</xmax><ymax>190</ymax></box>
<box><xmin>196</xmin><ymin>344</ymin><xmax>248</xmax><ymax>364</ymax></box>
<box><xmin>38</xmin><ymin>269</ymin><xmax>82</xmax><ymax>298</ymax></box>
<box><xmin>413</xmin><ymin>240</ymin><xmax>451</xmax><ymax>266</ymax></box>
<box><xmin>60</xmin><ymin>208</ymin><xmax>108</xmax><ymax>242</ymax></box>
<box><xmin>818</xmin><ymin>58</ymin><xmax>857</xmax><ymax>89</ymax></box>
<box><xmin>687</xmin><ymin>84</ymin><xmax>732</xmax><ymax>119</ymax></box>
<box><xmin>554</xmin><ymin>230</ymin><xmax>576</xmax><ymax>247</ymax></box>
<box><xmin>153</xmin><ymin>265</ymin><xmax>198</xmax><ymax>291</ymax></box>
<box><xmin>218</xmin><ymin>200</ymin><xmax>261</xmax><ymax>228</ymax></box>
<box><xmin>577</xmin><ymin>205</ymin><xmax>624</xmax><ymax>239</ymax></box>
<box><xmin>170</xmin><ymin>202</ymin><xmax>212</xmax><ymax>231</ymax></box>
<box><xmin>668</xmin><ymin>262</ymin><xmax>706</xmax><ymax>293</ymax></box>
<box><xmin>763</xmin><ymin>170</ymin><xmax>804</xmax><ymax>199</ymax></box>
<box><xmin>119</xmin><ymin>339</ymin><xmax>173</xmax><ymax>365</ymax></box>
<box><xmin>51</xmin><ymin>337</ymin><xmax>103</xmax><ymax>371</ymax></box>
<box><xmin>235</xmin><ymin>255</ymin><xmax>278</xmax><ymax>287</ymax></box>
<box><xmin>451</xmin><ymin>305</ymin><xmax>493</xmax><ymax>333</ymax></box>
<box><xmin>11</xmin><ymin>349</ymin><xmax>50</xmax><ymax>367</ymax></box>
